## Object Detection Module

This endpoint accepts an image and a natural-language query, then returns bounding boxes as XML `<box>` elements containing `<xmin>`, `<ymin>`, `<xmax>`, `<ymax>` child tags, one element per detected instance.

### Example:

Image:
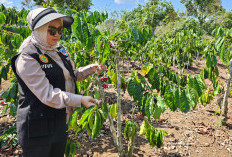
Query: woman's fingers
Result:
<box><xmin>91</xmin><ymin>64</ymin><xmax>107</xmax><ymax>73</ymax></box>
<box><xmin>89</xmin><ymin>97</ymin><xmax>97</xmax><ymax>103</ymax></box>
<box><xmin>97</xmin><ymin>64</ymin><xmax>107</xmax><ymax>73</ymax></box>
<box><xmin>82</xmin><ymin>96</ymin><xmax>103</xmax><ymax>108</ymax></box>
<box><xmin>95</xmin><ymin>100</ymin><xmax>102</xmax><ymax>106</ymax></box>
<box><xmin>89</xmin><ymin>102</ymin><xmax>96</xmax><ymax>107</ymax></box>
<box><xmin>99</xmin><ymin>64</ymin><xmax>107</xmax><ymax>70</ymax></box>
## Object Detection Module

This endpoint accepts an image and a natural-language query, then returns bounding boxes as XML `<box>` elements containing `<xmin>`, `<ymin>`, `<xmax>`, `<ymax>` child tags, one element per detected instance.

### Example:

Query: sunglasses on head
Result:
<box><xmin>47</xmin><ymin>26</ymin><xmax>63</xmax><ymax>36</ymax></box>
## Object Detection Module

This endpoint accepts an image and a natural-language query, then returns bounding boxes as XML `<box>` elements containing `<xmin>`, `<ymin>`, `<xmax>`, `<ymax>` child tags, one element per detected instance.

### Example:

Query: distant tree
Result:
<box><xmin>33</xmin><ymin>0</ymin><xmax>43</xmax><ymax>6</ymax></box>
<box><xmin>21</xmin><ymin>0</ymin><xmax>34</xmax><ymax>9</ymax></box>
<box><xmin>180</xmin><ymin>0</ymin><xmax>224</xmax><ymax>27</ymax></box>
<box><xmin>33</xmin><ymin>0</ymin><xmax>92</xmax><ymax>12</ymax></box>
<box><xmin>117</xmin><ymin>0</ymin><xmax>176</xmax><ymax>35</ymax></box>
<box><xmin>110</xmin><ymin>10</ymin><xmax>121</xmax><ymax>20</ymax></box>
<box><xmin>222</xmin><ymin>11</ymin><xmax>232</xmax><ymax>29</ymax></box>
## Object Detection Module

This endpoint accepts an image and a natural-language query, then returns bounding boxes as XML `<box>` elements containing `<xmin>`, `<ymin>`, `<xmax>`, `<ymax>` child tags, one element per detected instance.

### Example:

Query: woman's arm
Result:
<box><xmin>70</xmin><ymin>60</ymin><xmax>107</xmax><ymax>81</ymax></box>
<box><xmin>71</xmin><ymin>60</ymin><xmax>94</xmax><ymax>81</ymax></box>
<box><xmin>16</xmin><ymin>53</ymin><xmax>84</xmax><ymax>109</ymax></box>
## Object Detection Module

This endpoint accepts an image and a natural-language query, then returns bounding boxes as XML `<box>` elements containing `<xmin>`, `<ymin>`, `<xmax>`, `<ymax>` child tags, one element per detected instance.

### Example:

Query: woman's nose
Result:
<box><xmin>54</xmin><ymin>32</ymin><xmax>61</xmax><ymax>36</ymax></box>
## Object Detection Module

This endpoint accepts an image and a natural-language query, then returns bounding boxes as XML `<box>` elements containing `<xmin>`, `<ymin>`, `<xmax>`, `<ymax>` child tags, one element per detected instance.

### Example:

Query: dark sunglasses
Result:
<box><xmin>47</xmin><ymin>26</ymin><xmax>63</xmax><ymax>36</ymax></box>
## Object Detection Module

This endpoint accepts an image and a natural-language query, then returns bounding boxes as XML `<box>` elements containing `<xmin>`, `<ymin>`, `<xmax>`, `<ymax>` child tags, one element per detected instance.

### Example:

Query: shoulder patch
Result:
<box><xmin>39</xmin><ymin>54</ymin><xmax>49</xmax><ymax>63</ymax></box>
<box><xmin>59</xmin><ymin>48</ymin><xmax>69</xmax><ymax>56</ymax></box>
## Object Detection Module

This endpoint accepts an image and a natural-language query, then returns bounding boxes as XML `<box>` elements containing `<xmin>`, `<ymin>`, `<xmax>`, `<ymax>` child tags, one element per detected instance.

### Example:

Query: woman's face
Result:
<box><xmin>47</xmin><ymin>18</ymin><xmax>63</xmax><ymax>46</ymax></box>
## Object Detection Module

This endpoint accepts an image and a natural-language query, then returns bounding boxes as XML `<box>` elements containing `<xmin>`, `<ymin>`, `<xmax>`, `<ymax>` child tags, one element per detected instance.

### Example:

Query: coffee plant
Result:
<box><xmin>0</xmin><ymin>3</ymin><xmax>231</xmax><ymax>157</ymax></box>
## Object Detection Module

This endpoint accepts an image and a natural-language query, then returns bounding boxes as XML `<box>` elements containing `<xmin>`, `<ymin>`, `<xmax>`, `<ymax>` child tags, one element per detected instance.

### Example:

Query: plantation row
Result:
<box><xmin>0</xmin><ymin>1</ymin><xmax>232</xmax><ymax>156</ymax></box>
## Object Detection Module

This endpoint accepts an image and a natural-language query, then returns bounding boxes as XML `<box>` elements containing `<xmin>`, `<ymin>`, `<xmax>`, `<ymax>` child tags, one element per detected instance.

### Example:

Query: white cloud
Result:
<box><xmin>0</xmin><ymin>0</ymin><xmax>13</xmax><ymax>5</ymax></box>
<box><xmin>114</xmin><ymin>0</ymin><xmax>139</xmax><ymax>4</ymax></box>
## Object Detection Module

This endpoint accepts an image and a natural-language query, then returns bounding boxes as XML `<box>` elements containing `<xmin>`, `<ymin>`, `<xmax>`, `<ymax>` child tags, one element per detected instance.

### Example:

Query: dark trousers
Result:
<box><xmin>22</xmin><ymin>141</ymin><xmax>66</xmax><ymax>157</ymax></box>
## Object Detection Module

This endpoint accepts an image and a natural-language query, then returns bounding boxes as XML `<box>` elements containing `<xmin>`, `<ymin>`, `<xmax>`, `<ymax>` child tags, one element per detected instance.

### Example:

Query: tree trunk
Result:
<box><xmin>220</xmin><ymin>60</ymin><xmax>232</xmax><ymax>125</ymax></box>
<box><xmin>116</xmin><ymin>54</ymin><xmax>124</xmax><ymax>156</ymax></box>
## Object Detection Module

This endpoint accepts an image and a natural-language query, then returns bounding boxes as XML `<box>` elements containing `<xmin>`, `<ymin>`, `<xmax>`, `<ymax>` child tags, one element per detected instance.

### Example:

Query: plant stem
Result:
<box><xmin>220</xmin><ymin>60</ymin><xmax>232</xmax><ymax>125</ymax></box>
<box><xmin>127</xmin><ymin>135</ymin><xmax>135</xmax><ymax>157</ymax></box>
<box><xmin>116</xmin><ymin>53</ymin><xmax>123</xmax><ymax>156</ymax></box>
<box><xmin>95</xmin><ymin>76</ymin><xmax>118</xmax><ymax>148</ymax></box>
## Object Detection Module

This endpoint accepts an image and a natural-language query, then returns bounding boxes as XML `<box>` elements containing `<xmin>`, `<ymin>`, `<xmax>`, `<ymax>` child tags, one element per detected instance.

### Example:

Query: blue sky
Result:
<box><xmin>1</xmin><ymin>0</ymin><xmax>232</xmax><ymax>14</ymax></box>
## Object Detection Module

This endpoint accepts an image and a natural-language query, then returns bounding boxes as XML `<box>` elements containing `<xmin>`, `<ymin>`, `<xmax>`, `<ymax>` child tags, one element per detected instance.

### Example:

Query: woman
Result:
<box><xmin>11</xmin><ymin>8</ymin><xmax>106</xmax><ymax>157</ymax></box>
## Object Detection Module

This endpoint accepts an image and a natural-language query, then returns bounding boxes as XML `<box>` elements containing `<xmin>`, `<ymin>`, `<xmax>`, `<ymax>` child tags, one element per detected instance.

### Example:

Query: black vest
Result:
<box><xmin>11</xmin><ymin>43</ymin><xmax>77</xmax><ymax>146</ymax></box>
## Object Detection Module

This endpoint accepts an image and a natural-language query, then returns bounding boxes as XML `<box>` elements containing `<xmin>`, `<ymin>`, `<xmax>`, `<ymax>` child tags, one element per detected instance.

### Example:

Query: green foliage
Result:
<box><xmin>91</xmin><ymin>109</ymin><xmax>102</xmax><ymax>139</ymax></box>
<box><xmin>212</xmin><ymin>27</ymin><xmax>232</xmax><ymax>66</ymax></box>
<box><xmin>0</xmin><ymin>78</ymin><xmax>18</xmax><ymax>116</ymax></box>
<box><xmin>118</xmin><ymin>0</ymin><xmax>176</xmax><ymax>32</ymax></box>
<box><xmin>0</xmin><ymin>6</ymin><xmax>29</xmax><ymax>64</ymax></box>
<box><xmin>127</xmin><ymin>72</ymin><xmax>145</xmax><ymax>107</ymax></box>
<box><xmin>146</xmin><ymin>64</ymin><xmax>207</xmax><ymax>112</ymax></box>
<box><xmin>180</xmin><ymin>0</ymin><xmax>223</xmax><ymax>26</ymax></box>
<box><xmin>153</xmin><ymin>96</ymin><xmax>165</xmax><ymax>120</ymax></box>
<box><xmin>108</xmin><ymin>104</ymin><xmax>117</xmax><ymax>119</ymax></box>
<box><xmin>1</xmin><ymin>1</ymin><xmax>231</xmax><ymax>155</ymax></box>
<box><xmin>164</xmin><ymin>85</ymin><xmax>176</xmax><ymax>111</ymax></box>
<box><xmin>34</xmin><ymin>0</ymin><xmax>92</xmax><ymax>12</ymax></box>
<box><xmin>222</xmin><ymin>12</ymin><xmax>232</xmax><ymax>29</ymax></box>
<box><xmin>65</xmin><ymin>139</ymin><xmax>79</xmax><ymax>157</ymax></box>
<box><xmin>75</xmin><ymin>78</ymin><xmax>91</xmax><ymax>95</ymax></box>
<box><xmin>143</xmin><ymin>28</ymin><xmax>203</xmax><ymax>68</ymax></box>
<box><xmin>67</xmin><ymin>107</ymin><xmax>84</xmax><ymax>131</ymax></box>
<box><xmin>0</xmin><ymin>12</ymin><xmax>6</xmax><ymax>24</ymax></box>
<box><xmin>75</xmin><ymin>106</ymin><xmax>106</xmax><ymax>140</ymax></box>
<box><xmin>96</xmin><ymin>19</ymin><xmax>117</xmax><ymax>36</ymax></box>
<box><xmin>124</xmin><ymin>121</ymin><xmax>136</xmax><ymax>139</ymax></box>
<box><xmin>144</xmin><ymin>95</ymin><xmax>155</xmax><ymax>120</ymax></box>
<box><xmin>139</xmin><ymin>120</ymin><xmax>166</xmax><ymax>148</ymax></box>
<box><xmin>94</xmin><ymin>35</ymin><xmax>111</xmax><ymax>64</ymax></box>
<box><xmin>200</xmin><ymin>89</ymin><xmax>214</xmax><ymax>106</ymax></box>
<box><xmin>0</xmin><ymin>125</ymin><xmax>17</xmax><ymax>148</ymax></box>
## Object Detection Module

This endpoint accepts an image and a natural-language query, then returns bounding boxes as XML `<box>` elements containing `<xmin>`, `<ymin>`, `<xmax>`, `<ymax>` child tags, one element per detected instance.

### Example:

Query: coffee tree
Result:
<box><xmin>0</xmin><ymin>1</ymin><xmax>232</xmax><ymax>156</ymax></box>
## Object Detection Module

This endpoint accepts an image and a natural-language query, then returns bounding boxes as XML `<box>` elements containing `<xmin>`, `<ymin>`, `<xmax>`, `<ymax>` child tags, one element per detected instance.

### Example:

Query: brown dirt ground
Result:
<box><xmin>0</xmin><ymin>58</ymin><xmax>232</xmax><ymax>157</ymax></box>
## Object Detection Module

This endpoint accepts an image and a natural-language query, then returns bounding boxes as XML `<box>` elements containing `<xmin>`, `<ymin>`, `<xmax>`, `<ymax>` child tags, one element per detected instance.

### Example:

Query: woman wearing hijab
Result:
<box><xmin>11</xmin><ymin>8</ymin><xmax>106</xmax><ymax>157</ymax></box>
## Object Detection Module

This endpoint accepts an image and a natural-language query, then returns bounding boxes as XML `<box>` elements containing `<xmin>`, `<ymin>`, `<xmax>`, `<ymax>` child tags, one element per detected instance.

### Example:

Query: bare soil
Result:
<box><xmin>0</xmin><ymin>58</ymin><xmax>232</xmax><ymax>157</ymax></box>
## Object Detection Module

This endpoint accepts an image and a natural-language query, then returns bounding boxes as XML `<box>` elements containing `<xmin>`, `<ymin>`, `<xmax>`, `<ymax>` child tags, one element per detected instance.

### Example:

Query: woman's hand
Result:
<box><xmin>81</xmin><ymin>96</ymin><xmax>97</xmax><ymax>108</ymax></box>
<box><xmin>91</xmin><ymin>63</ymin><xmax>107</xmax><ymax>74</ymax></box>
